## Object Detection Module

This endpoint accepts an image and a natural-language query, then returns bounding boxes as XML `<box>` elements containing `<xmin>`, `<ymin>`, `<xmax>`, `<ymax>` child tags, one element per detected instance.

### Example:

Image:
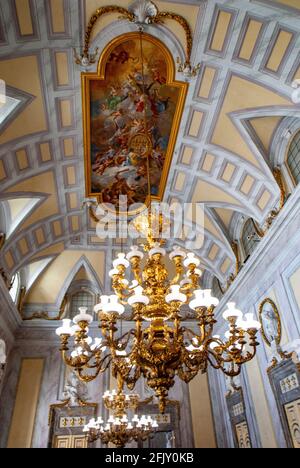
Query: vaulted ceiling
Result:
<box><xmin>0</xmin><ymin>0</ymin><xmax>300</xmax><ymax>316</ymax></box>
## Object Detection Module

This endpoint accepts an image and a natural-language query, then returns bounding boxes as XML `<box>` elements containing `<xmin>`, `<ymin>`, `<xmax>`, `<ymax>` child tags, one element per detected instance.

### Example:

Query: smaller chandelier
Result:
<box><xmin>83</xmin><ymin>387</ymin><xmax>158</xmax><ymax>448</ymax></box>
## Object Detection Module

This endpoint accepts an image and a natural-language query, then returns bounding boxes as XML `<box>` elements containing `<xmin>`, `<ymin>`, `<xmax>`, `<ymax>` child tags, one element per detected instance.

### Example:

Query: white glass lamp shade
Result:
<box><xmin>128</xmin><ymin>286</ymin><xmax>149</xmax><ymax>306</ymax></box>
<box><xmin>127</xmin><ymin>423</ymin><xmax>133</xmax><ymax>430</ymax></box>
<box><xmin>183</xmin><ymin>253</ymin><xmax>200</xmax><ymax>268</ymax></box>
<box><xmin>222</xmin><ymin>302</ymin><xmax>243</xmax><ymax>322</ymax></box>
<box><xmin>202</xmin><ymin>289</ymin><xmax>219</xmax><ymax>308</ymax></box>
<box><xmin>152</xmin><ymin>420</ymin><xmax>159</xmax><ymax>428</ymax></box>
<box><xmin>166</xmin><ymin>285</ymin><xmax>187</xmax><ymax>304</ymax></box>
<box><xmin>149</xmin><ymin>245</ymin><xmax>166</xmax><ymax>258</ymax></box>
<box><xmin>243</xmin><ymin>313</ymin><xmax>261</xmax><ymax>331</ymax></box>
<box><xmin>109</xmin><ymin>268</ymin><xmax>119</xmax><ymax>278</ymax></box>
<box><xmin>56</xmin><ymin>319</ymin><xmax>75</xmax><ymax>336</ymax></box>
<box><xmin>102</xmin><ymin>295</ymin><xmax>125</xmax><ymax>315</ymax></box>
<box><xmin>71</xmin><ymin>324</ymin><xmax>83</xmax><ymax>335</ymax></box>
<box><xmin>126</xmin><ymin>246</ymin><xmax>144</xmax><ymax>261</ymax></box>
<box><xmin>169</xmin><ymin>246</ymin><xmax>186</xmax><ymax>260</ymax></box>
<box><xmin>113</xmin><ymin>253</ymin><xmax>129</xmax><ymax>269</ymax></box>
<box><xmin>73</xmin><ymin>307</ymin><xmax>93</xmax><ymax>324</ymax></box>
<box><xmin>189</xmin><ymin>290</ymin><xmax>204</xmax><ymax>310</ymax></box>
<box><xmin>94</xmin><ymin>296</ymin><xmax>109</xmax><ymax>314</ymax></box>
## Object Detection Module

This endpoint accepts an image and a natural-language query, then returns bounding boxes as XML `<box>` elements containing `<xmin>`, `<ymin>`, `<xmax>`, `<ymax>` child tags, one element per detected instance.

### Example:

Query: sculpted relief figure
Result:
<box><xmin>63</xmin><ymin>371</ymin><xmax>89</xmax><ymax>406</ymax></box>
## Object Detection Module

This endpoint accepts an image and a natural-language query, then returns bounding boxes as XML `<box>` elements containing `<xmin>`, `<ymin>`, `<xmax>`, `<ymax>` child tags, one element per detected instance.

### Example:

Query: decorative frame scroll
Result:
<box><xmin>83</xmin><ymin>2</ymin><xmax>193</xmax><ymax>64</ymax></box>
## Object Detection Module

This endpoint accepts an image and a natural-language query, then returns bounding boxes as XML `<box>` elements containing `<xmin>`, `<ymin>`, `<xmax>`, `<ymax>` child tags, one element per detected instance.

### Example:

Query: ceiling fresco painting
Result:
<box><xmin>82</xmin><ymin>33</ymin><xmax>187</xmax><ymax>208</ymax></box>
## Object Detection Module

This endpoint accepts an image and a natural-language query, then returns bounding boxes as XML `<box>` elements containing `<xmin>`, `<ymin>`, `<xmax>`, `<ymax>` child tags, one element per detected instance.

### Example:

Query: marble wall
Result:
<box><xmin>0</xmin><ymin>322</ymin><xmax>109</xmax><ymax>448</ymax></box>
<box><xmin>208</xmin><ymin>184</ymin><xmax>300</xmax><ymax>448</ymax></box>
<box><xmin>0</xmin><ymin>319</ymin><xmax>195</xmax><ymax>448</ymax></box>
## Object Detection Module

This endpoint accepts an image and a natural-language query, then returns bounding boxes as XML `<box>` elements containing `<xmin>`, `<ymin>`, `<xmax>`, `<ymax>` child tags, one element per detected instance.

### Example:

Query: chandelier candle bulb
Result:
<box><xmin>222</xmin><ymin>302</ymin><xmax>243</xmax><ymax>322</ymax></box>
<box><xmin>109</xmin><ymin>268</ymin><xmax>119</xmax><ymax>278</ymax></box>
<box><xmin>94</xmin><ymin>296</ymin><xmax>109</xmax><ymax>313</ymax></box>
<box><xmin>189</xmin><ymin>289</ymin><xmax>205</xmax><ymax>310</ymax></box>
<box><xmin>202</xmin><ymin>289</ymin><xmax>219</xmax><ymax>308</ymax></box>
<box><xmin>169</xmin><ymin>246</ymin><xmax>186</xmax><ymax>260</ymax></box>
<box><xmin>149</xmin><ymin>245</ymin><xmax>166</xmax><ymax>257</ymax></box>
<box><xmin>244</xmin><ymin>313</ymin><xmax>261</xmax><ymax>331</ymax></box>
<box><xmin>56</xmin><ymin>319</ymin><xmax>75</xmax><ymax>336</ymax></box>
<box><xmin>102</xmin><ymin>295</ymin><xmax>125</xmax><ymax>315</ymax></box>
<box><xmin>128</xmin><ymin>286</ymin><xmax>150</xmax><ymax>306</ymax></box>
<box><xmin>113</xmin><ymin>253</ymin><xmax>130</xmax><ymax>269</ymax></box>
<box><xmin>166</xmin><ymin>285</ymin><xmax>187</xmax><ymax>304</ymax></box>
<box><xmin>126</xmin><ymin>246</ymin><xmax>144</xmax><ymax>261</ymax></box>
<box><xmin>183</xmin><ymin>253</ymin><xmax>200</xmax><ymax>268</ymax></box>
<box><xmin>73</xmin><ymin>307</ymin><xmax>93</xmax><ymax>325</ymax></box>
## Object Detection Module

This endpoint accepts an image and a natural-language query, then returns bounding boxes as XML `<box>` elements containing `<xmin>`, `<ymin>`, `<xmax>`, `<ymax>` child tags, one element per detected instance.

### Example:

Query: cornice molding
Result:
<box><xmin>215</xmin><ymin>183</ymin><xmax>300</xmax><ymax>318</ymax></box>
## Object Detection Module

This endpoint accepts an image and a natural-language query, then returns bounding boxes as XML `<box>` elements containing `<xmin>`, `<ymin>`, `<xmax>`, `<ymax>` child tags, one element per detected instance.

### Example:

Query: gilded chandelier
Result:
<box><xmin>56</xmin><ymin>217</ymin><xmax>261</xmax><ymax>413</ymax></box>
<box><xmin>56</xmin><ymin>24</ymin><xmax>261</xmax><ymax>414</ymax></box>
<box><xmin>83</xmin><ymin>379</ymin><xmax>158</xmax><ymax>448</ymax></box>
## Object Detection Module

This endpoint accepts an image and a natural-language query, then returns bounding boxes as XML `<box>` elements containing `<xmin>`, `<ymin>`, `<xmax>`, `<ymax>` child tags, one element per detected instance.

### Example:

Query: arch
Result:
<box><xmin>286</xmin><ymin>130</ymin><xmax>300</xmax><ymax>185</ymax></box>
<box><xmin>55</xmin><ymin>256</ymin><xmax>104</xmax><ymax>311</ymax></box>
<box><xmin>241</xmin><ymin>219</ymin><xmax>259</xmax><ymax>260</ymax></box>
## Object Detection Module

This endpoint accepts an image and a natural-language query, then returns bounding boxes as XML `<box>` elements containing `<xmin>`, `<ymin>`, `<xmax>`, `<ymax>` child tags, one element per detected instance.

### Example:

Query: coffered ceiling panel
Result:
<box><xmin>0</xmin><ymin>55</ymin><xmax>47</xmax><ymax>144</ymax></box>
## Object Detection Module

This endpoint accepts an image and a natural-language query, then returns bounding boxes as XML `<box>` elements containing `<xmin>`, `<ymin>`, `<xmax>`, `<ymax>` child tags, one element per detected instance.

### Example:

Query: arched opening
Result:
<box><xmin>287</xmin><ymin>130</ymin><xmax>300</xmax><ymax>185</ymax></box>
<box><xmin>69</xmin><ymin>290</ymin><xmax>96</xmax><ymax>320</ymax></box>
<box><xmin>242</xmin><ymin>219</ymin><xmax>259</xmax><ymax>259</ymax></box>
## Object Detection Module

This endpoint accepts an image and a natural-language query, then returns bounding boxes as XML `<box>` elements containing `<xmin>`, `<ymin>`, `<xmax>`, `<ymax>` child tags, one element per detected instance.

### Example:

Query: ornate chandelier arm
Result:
<box><xmin>170</xmin><ymin>256</ymin><xmax>185</xmax><ymax>285</ymax></box>
<box><xmin>76</xmin><ymin>357</ymin><xmax>111</xmax><ymax>383</ymax></box>
<box><xmin>127</xmin><ymin>256</ymin><xmax>143</xmax><ymax>286</ymax></box>
<box><xmin>206</xmin><ymin>352</ymin><xmax>242</xmax><ymax>377</ymax></box>
<box><xmin>113</xmin><ymin>329</ymin><xmax>136</xmax><ymax>354</ymax></box>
